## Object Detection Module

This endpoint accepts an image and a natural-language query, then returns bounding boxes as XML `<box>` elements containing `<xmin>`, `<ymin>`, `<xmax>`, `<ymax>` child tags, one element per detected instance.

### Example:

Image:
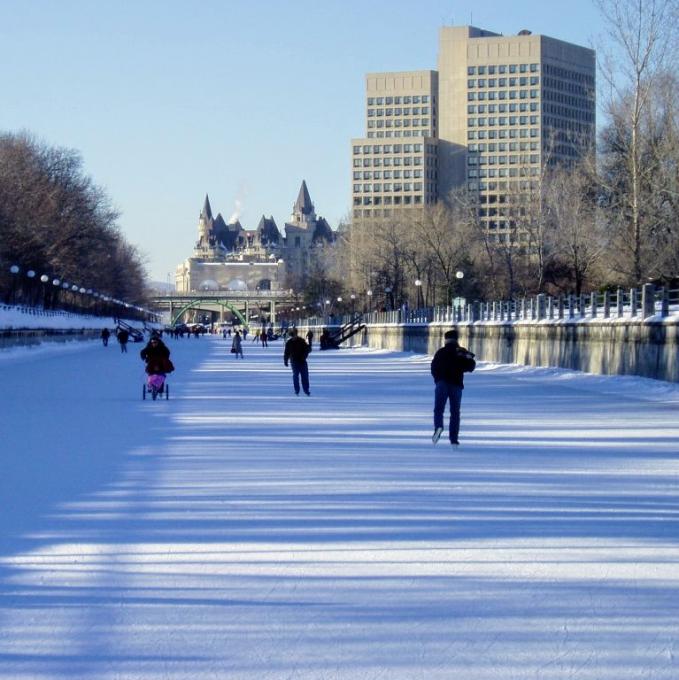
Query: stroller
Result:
<box><xmin>142</xmin><ymin>356</ymin><xmax>174</xmax><ymax>401</ymax></box>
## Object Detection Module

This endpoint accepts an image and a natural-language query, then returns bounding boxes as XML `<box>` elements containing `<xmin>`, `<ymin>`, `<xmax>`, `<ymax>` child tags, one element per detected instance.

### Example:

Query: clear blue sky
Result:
<box><xmin>0</xmin><ymin>0</ymin><xmax>604</xmax><ymax>282</ymax></box>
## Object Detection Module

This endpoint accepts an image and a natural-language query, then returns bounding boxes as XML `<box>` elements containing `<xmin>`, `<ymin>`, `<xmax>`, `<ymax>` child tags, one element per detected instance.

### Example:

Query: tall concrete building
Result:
<box><xmin>351</xmin><ymin>26</ymin><xmax>596</xmax><ymax>240</ymax></box>
<box><xmin>351</xmin><ymin>71</ymin><xmax>439</xmax><ymax>216</ymax></box>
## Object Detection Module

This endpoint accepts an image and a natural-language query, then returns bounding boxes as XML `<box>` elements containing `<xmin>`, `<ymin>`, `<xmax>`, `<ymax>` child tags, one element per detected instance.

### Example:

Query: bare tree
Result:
<box><xmin>544</xmin><ymin>159</ymin><xmax>607</xmax><ymax>294</ymax></box>
<box><xmin>596</xmin><ymin>0</ymin><xmax>679</xmax><ymax>283</ymax></box>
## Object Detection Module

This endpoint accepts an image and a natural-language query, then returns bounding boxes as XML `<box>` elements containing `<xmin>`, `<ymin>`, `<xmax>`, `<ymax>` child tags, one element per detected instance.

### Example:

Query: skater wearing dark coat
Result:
<box><xmin>101</xmin><ymin>328</ymin><xmax>111</xmax><ymax>346</ymax></box>
<box><xmin>116</xmin><ymin>328</ymin><xmax>130</xmax><ymax>353</ymax></box>
<box><xmin>430</xmin><ymin>329</ymin><xmax>475</xmax><ymax>446</ymax></box>
<box><xmin>284</xmin><ymin>328</ymin><xmax>311</xmax><ymax>396</ymax></box>
<box><xmin>231</xmin><ymin>331</ymin><xmax>243</xmax><ymax>358</ymax></box>
<box><xmin>140</xmin><ymin>335</ymin><xmax>173</xmax><ymax>375</ymax></box>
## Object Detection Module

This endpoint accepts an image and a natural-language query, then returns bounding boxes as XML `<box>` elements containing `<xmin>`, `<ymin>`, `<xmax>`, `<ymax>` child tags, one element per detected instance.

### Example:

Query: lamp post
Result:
<box><xmin>366</xmin><ymin>289</ymin><xmax>373</xmax><ymax>313</ymax></box>
<box><xmin>26</xmin><ymin>271</ymin><xmax>36</xmax><ymax>305</ymax></box>
<box><xmin>454</xmin><ymin>270</ymin><xmax>464</xmax><ymax>321</ymax></box>
<box><xmin>385</xmin><ymin>286</ymin><xmax>392</xmax><ymax>311</ymax></box>
<box><xmin>350</xmin><ymin>293</ymin><xmax>356</xmax><ymax>316</ymax></box>
<box><xmin>9</xmin><ymin>265</ymin><xmax>20</xmax><ymax>304</ymax></box>
<box><xmin>415</xmin><ymin>278</ymin><xmax>422</xmax><ymax>309</ymax></box>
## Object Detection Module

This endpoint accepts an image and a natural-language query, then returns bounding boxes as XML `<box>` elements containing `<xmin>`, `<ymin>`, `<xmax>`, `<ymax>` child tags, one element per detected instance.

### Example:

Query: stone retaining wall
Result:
<box><xmin>0</xmin><ymin>328</ymin><xmax>100</xmax><ymax>349</ymax></box>
<box><xmin>306</xmin><ymin>321</ymin><xmax>679</xmax><ymax>383</ymax></box>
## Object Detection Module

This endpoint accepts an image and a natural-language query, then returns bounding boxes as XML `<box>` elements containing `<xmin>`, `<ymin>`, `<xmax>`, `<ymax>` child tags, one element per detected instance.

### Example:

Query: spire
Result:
<box><xmin>294</xmin><ymin>180</ymin><xmax>314</xmax><ymax>216</ymax></box>
<box><xmin>201</xmin><ymin>194</ymin><xmax>213</xmax><ymax>220</ymax></box>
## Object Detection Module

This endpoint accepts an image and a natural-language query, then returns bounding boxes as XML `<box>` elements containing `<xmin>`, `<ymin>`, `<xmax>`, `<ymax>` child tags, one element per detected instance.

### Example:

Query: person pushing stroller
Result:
<box><xmin>140</xmin><ymin>333</ymin><xmax>174</xmax><ymax>398</ymax></box>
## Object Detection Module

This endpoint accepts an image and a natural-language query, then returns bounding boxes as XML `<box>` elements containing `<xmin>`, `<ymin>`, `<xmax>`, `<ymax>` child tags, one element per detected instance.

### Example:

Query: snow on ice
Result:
<box><xmin>0</xmin><ymin>334</ymin><xmax>678</xmax><ymax>679</ymax></box>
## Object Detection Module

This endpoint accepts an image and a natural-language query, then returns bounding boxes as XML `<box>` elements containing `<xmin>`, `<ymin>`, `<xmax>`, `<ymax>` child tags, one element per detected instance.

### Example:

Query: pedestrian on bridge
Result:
<box><xmin>284</xmin><ymin>328</ymin><xmax>311</xmax><ymax>396</ymax></box>
<box><xmin>430</xmin><ymin>329</ymin><xmax>475</xmax><ymax>446</ymax></box>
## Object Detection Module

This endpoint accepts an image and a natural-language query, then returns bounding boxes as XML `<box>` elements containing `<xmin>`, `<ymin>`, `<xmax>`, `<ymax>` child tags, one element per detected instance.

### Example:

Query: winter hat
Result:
<box><xmin>444</xmin><ymin>329</ymin><xmax>458</xmax><ymax>344</ymax></box>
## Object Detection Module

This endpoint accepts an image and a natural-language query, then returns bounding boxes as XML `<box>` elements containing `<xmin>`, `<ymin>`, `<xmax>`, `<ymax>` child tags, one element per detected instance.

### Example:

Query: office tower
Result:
<box><xmin>351</xmin><ymin>70</ymin><xmax>439</xmax><ymax>219</ymax></box>
<box><xmin>351</xmin><ymin>26</ymin><xmax>596</xmax><ymax>238</ymax></box>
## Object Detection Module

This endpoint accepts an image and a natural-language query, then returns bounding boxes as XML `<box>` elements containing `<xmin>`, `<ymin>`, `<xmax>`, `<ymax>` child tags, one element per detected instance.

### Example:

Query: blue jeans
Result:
<box><xmin>434</xmin><ymin>381</ymin><xmax>463</xmax><ymax>443</ymax></box>
<box><xmin>291</xmin><ymin>360</ymin><xmax>310</xmax><ymax>395</ymax></box>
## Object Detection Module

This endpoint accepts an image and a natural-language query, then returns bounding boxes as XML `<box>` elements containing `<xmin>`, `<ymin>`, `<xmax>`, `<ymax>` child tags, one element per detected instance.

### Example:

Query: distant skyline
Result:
<box><xmin>0</xmin><ymin>0</ymin><xmax>604</xmax><ymax>282</ymax></box>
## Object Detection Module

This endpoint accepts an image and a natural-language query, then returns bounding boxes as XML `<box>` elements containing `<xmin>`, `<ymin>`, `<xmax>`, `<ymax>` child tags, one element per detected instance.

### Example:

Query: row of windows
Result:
<box><xmin>542</xmin><ymin>76</ymin><xmax>592</xmax><ymax>97</ymax></box>
<box><xmin>468</xmin><ymin>128</ymin><xmax>540</xmax><ymax>140</ymax></box>
<box><xmin>468</xmin><ymin>89</ymin><xmax>539</xmax><ymax>101</ymax></box>
<box><xmin>543</xmin><ymin>103</ymin><xmax>594</xmax><ymax>123</ymax></box>
<box><xmin>468</xmin><ymin>154</ymin><xmax>540</xmax><ymax>165</ymax></box>
<box><xmin>353</xmin><ymin>170</ymin><xmax>425</xmax><ymax>179</ymax></box>
<box><xmin>367</xmin><ymin>95</ymin><xmax>430</xmax><ymax>105</ymax></box>
<box><xmin>367</xmin><ymin>118</ymin><xmax>431</xmax><ymax>128</ymax></box>
<box><xmin>468</xmin><ymin>115</ymin><xmax>540</xmax><ymax>127</ymax></box>
<box><xmin>353</xmin><ymin>157</ymin><xmax>428</xmax><ymax>167</ymax></box>
<box><xmin>355</xmin><ymin>193</ymin><xmax>434</xmax><ymax>205</ymax></box>
<box><xmin>468</xmin><ymin>167</ymin><xmax>541</xmax><ymax>178</ymax></box>
<box><xmin>354</xmin><ymin>196</ymin><xmax>426</xmax><ymax>206</ymax></box>
<box><xmin>543</xmin><ymin>89</ymin><xmax>594</xmax><ymax>110</ymax></box>
<box><xmin>469</xmin><ymin>141</ymin><xmax>539</xmax><ymax>152</ymax></box>
<box><xmin>366</xmin><ymin>130</ymin><xmax>429</xmax><ymax>138</ymax></box>
<box><xmin>544</xmin><ymin>118</ymin><xmax>593</xmax><ymax>135</ymax></box>
<box><xmin>468</xmin><ymin>76</ymin><xmax>539</xmax><ymax>88</ymax></box>
<box><xmin>353</xmin><ymin>182</ymin><xmax>425</xmax><ymax>193</ymax></box>
<box><xmin>543</xmin><ymin>63</ymin><xmax>594</xmax><ymax>86</ymax></box>
<box><xmin>468</xmin><ymin>102</ymin><xmax>539</xmax><ymax>114</ymax></box>
<box><xmin>367</xmin><ymin>107</ymin><xmax>430</xmax><ymax>116</ymax></box>
<box><xmin>468</xmin><ymin>64</ymin><xmax>539</xmax><ymax>75</ymax></box>
<box><xmin>468</xmin><ymin>180</ymin><xmax>540</xmax><ymax>192</ymax></box>
<box><xmin>353</xmin><ymin>143</ymin><xmax>431</xmax><ymax>154</ymax></box>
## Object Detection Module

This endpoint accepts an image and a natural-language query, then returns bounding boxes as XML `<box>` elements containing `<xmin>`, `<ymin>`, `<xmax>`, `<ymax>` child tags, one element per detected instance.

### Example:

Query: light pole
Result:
<box><xmin>9</xmin><ymin>265</ymin><xmax>20</xmax><ymax>304</ymax></box>
<box><xmin>454</xmin><ymin>270</ymin><xmax>464</xmax><ymax>321</ymax></box>
<box><xmin>350</xmin><ymin>293</ymin><xmax>356</xmax><ymax>316</ymax></box>
<box><xmin>415</xmin><ymin>278</ymin><xmax>422</xmax><ymax>309</ymax></box>
<box><xmin>385</xmin><ymin>286</ymin><xmax>392</xmax><ymax>311</ymax></box>
<box><xmin>366</xmin><ymin>289</ymin><xmax>373</xmax><ymax>313</ymax></box>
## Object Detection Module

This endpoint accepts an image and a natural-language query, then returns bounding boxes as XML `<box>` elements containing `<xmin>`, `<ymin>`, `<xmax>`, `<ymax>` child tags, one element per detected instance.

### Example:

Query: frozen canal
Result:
<box><xmin>1</xmin><ymin>334</ymin><xmax>678</xmax><ymax>679</ymax></box>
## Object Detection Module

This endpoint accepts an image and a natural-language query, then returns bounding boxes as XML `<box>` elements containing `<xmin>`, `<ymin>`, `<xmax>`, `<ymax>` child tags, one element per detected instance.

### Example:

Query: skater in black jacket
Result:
<box><xmin>284</xmin><ymin>328</ymin><xmax>311</xmax><ymax>396</ymax></box>
<box><xmin>430</xmin><ymin>329</ymin><xmax>475</xmax><ymax>446</ymax></box>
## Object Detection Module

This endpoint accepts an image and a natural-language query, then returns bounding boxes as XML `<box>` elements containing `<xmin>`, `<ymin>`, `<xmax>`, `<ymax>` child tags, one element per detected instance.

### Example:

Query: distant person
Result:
<box><xmin>116</xmin><ymin>327</ymin><xmax>129</xmax><ymax>353</ymax></box>
<box><xmin>260</xmin><ymin>329</ymin><xmax>268</xmax><ymax>347</ymax></box>
<box><xmin>430</xmin><ymin>329</ymin><xmax>476</xmax><ymax>446</ymax></box>
<box><xmin>231</xmin><ymin>330</ymin><xmax>243</xmax><ymax>359</ymax></box>
<box><xmin>284</xmin><ymin>328</ymin><xmax>311</xmax><ymax>396</ymax></box>
<box><xmin>101</xmin><ymin>328</ymin><xmax>110</xmax><ymax>347</ymax></box>
<box><xmin>306</xmin><ymin>329</ymin><xmax>314</xmax><ymax>351</ymax></box>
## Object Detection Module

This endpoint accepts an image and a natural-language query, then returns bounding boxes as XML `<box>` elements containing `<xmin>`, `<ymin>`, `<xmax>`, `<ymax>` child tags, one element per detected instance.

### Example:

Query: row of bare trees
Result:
<box><xmin>0</xmin><ymin>131</ymin><xmax>148</xmax><ymax>307</ymax></box>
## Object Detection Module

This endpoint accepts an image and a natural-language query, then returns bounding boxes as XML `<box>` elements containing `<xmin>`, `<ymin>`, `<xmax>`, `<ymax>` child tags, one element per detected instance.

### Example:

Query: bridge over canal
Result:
<box><xmin>151</xmin><ymin>289</ymin><xmax>297</xmax><ymax>326</ymax></box>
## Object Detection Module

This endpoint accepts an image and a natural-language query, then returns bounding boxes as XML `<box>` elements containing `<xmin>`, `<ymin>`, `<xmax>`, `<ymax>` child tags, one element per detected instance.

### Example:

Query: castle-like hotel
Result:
<box><xmin>175</xmin><ymin>181</ymin><xmax>334</xmax><ymax>293</ymax></box>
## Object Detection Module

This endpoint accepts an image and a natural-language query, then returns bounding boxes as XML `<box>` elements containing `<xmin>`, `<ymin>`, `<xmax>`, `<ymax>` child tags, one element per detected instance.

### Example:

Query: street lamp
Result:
<box><xmin>9</xmin><ymin>265</ymin><xmax>20</xmax><ymax>304</ymax></box>
<box><xmin>366</xmin><ymin>289</ymin><xmax>373</xmax><ymax>313</ymax></box>
<box><xmin>350</xmin><ymin>293</ymin><xmax>356</xmax><ymax>316</ymax></box>
<box><xmin>454</xmin><ymin>270</ymin><xmax>465</xmax><ymax>321</ymax></box>
<box><xmin>385</xmin><ymin>286</ymin><xmax>392</xmax><ymax>311</ymax></box>
<box><xmin>415</xmin><ymin>278</ymin><xmax>422</xmax><ymax>309</ymax></box>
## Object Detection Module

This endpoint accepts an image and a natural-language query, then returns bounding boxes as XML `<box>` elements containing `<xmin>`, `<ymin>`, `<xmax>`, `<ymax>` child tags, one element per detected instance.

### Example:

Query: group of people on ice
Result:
<box><xmin>101</xmin><ymin>320</ymin><xmax>476</xmax><ymax>446</ymax></box>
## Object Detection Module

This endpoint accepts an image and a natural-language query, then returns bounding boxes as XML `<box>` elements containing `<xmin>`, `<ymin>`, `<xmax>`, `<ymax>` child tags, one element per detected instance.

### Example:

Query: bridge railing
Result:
<box><xmin>155</xmin><ymin>290</ymin><xmax>296</xmax><ymax>301</ymax></box>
